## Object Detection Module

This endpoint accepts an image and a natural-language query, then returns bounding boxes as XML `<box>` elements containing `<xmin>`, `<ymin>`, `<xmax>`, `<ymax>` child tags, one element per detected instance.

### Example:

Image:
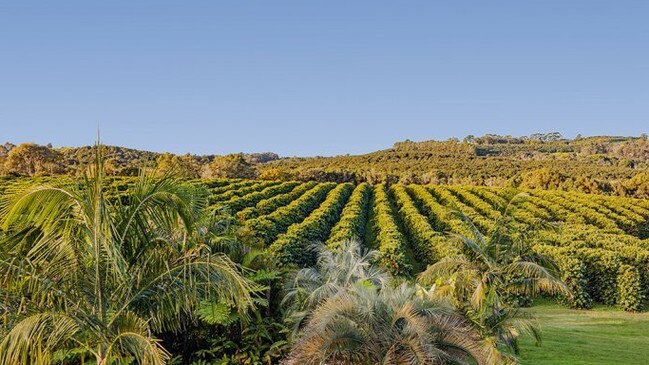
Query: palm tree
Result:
<box><xmin>282</xmin><ymin>240</ymin><xmax>390</xmax><ymax>332</ymax></box>
<box><xmin>170</xmin><ymin>207</ymin><xmax>291</xmax><ymax>364</ymax></box>
<box><xmin>418</xmin><ymin>206</ymin><xmax>569</xmax><ymax>358</ymax></box>
<box><xmin>0</xmin><ymin>145</ymin><xmax>257</xmax><ymax>365</ymax></box>
<box><xmin>284</xmin><ymin>241</ymin><xmax>502</xmax><ymax>365</ymax></box>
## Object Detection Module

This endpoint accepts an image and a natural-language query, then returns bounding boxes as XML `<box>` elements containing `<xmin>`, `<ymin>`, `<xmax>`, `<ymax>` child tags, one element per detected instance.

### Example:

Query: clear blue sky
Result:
<box><xmin>1</xmin><ymin>1</ymin><xmax>648</xmax><ymax>156</ymax></box>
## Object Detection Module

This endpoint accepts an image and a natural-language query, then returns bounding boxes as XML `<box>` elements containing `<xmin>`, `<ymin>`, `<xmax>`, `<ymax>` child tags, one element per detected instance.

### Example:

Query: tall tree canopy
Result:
<box><xmin>205</xmin><ymin>153</ymin><xmax>258</xmax><ymax>179</ymax></box>
<box><xmin>155</xmin><ymin>152</ymin><xmax>201</xmax><ymax>179</ymax></box>
<box><xmin>3</xmin><ymin>143</ymin><xmax>64</xmax><ymax>176</ymax></box>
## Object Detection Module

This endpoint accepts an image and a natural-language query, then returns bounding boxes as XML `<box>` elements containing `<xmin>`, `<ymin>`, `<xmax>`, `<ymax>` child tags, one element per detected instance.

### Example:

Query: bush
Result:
<box><xmin>326</xmin><ymin>183</ymin><xmax>372</xmax><ymax>248</ymax></box>
<box><xmin>270</xmin><ymin>183</ymin><xmax>354</xmax><ymax>266</ymax></box>
<box><xmin>617</xmin><ymin>264</ymin><xmax>644</xmax><ymax>312</ymax></box>
<box><xmin>559</xmin><ymin>257</ymin><xmax>592</xmax><ymax>309</ymax></box>
<box><xmin>370</xmin><ymin>184</ymin><xmax>411</xmax><ymax>275</ymax></box>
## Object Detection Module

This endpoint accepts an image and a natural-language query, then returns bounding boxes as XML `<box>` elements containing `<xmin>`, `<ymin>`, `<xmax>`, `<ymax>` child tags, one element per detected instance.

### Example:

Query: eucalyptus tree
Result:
<box><xmin>0</xmin><ymin>147</ymin><xmax>257</xmax><ymax>365</ymax></box>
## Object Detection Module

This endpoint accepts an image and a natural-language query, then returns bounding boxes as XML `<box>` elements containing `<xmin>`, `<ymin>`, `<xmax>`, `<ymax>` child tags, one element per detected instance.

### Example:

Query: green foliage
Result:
<box><xmin>390</xmin><ymin>184</ymin><xmax>449</xmax><ymax>264</ymax></box>
<box><xmin>244</xmin><ymin>183</ymin><xmax>336</xmax><ymax>245</ymax></box>
<box><xmin>269</xmin><ymin>183</ymin><xmax>354</xmax><ymax>266</ymax></box>
<box><xmin>417</xmin><ymin>210</ymin><xmax>569</xmax><ymax>360</ymax></box>
<box><xmin>530</xmin><ymin>190</ymin><xmax>621</xmax><ymax>232</ymax></box>
<box><xmin>206</xmin><ymin>153</ymin><xmax>258</xmax><ymax>179</ymax></box>
<box><xmin>407</xmin><ymin>184</ymin><xmax>473</xmax><ymax>237</ymax></box>
<box><xmin>0</xmin><ymin>146</ymin><xmax>257</xmax><ymax>365</ymax></box>
<box><xmin>428</xmin><ymin>185</ymin><xmax>495</xmax><ymax>232</ymax></box>
<box><xmin>219</xmin><ymin>181</ymin><xmax>299</xmax><ymax>213</ymax></box>
<box><xmin>447</xmin><ymin>186</ymin><xmax>503</xmax><ymax>221</ymax></box>
<box><xmin>160</xmin><ymin>216</ymin><xmax>290</xmax><ymax>365</ymax></box>
<box><xmin>260</xmin><ymin>135</ymin><xmax>649</xmax><ymax>198</ymax></box>
<box><xmin>622</xmin><ymin>171</ymin><xmax>649</xmax><ymax>199</ymax></box>
<box><xmin>60</xmin><ymin>144</ymin><xmax>159</xmax><ymax>176</ymax></box>
<box><xmin>616</xmin><ymin>264</ymin><xmax>644</xmax><ymax>312</ymax></box>
<box><xmin>156</xmin><ymin>152</ymin><xmax>202</xmax><ymax>178</ymax></box>
<box><xmin>209</xmin><ymin>179</ymin><xmax>259</xmax><ymax>195</ymax></box>
<box><xmin>325</xmin><ymin>182</ymin><xmax>371</xmax><ymax>247</ymax></box>
<box><xmin>368</xmin><ymin>184</ymin><xmax>411</xmax><ymax>275</ymax></box>
<box><xmin>535</xmin><ymin>247</ymin><xmax>592</xmax><ymax>309</ymax></box>
<box><xmin>557</xmin><ymin>257</ymin><xmax>592</xmax><ymax>309</ymax></box>
<box><xmin>209</xmin><ymin>180</ymin><xmax>281</xmax><ymax>204</ymax></box>
<box><xmin>238</xmin><ymin>181</ymin><xmax>317</xmax><ymax>220</ymax></box>
<box><xmin>197</xmin><ymin>301</ymin><xmax>239</xmax><ymax>326</ymax></box>
<box><xmin>4</xmin><ymin>143</ymin><xmax>65</xmax><ymax>176</ymax></box>
<box><xmin>4</xmin><ymin>135</ymin><xmax>649</xmax><ymax>199</ymax></box>
<box><xmin>283</xmin><ymin>241</ymin><xmax>501</xmax><ymax>365</ymax></box>
<box><xmin>519</xmin><ymin>167</ymin><xmax>567</xmax><ymax>190</ymax></box>
<box><xmin>3</xmin><ymin>174</ymin><xmax>648</xmax><ymax>314</ymax></box>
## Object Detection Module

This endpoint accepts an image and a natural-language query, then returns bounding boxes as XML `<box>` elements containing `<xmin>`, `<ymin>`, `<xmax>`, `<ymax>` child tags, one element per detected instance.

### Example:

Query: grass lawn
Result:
<box><xmin>518</xmin><ymin>300</ymin><xmax>649</xmax><ymax>365</ymax></box>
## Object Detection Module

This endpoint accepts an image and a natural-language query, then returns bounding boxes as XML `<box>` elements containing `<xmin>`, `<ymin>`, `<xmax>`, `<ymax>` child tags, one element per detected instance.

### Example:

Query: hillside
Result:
<box><xmin>260</xmin><ymin>134</ymin><xmax>649</xmax><ymax>198</ymax></box>
<box><xmin>1</xmin><ymin>134</ymin><xmax>648</xmax><ymax>198</ymax></box>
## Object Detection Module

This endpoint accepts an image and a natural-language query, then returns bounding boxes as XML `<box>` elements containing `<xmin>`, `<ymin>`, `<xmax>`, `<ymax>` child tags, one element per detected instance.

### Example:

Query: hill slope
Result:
<box><xmin>260</xmin><ymin>135</ymin><xmax>649</xmax><ymax>198</ymax></box>
<box><xmin>2</xmin><ymin>134</ymin><xmax>648</xmax><ymax>198</ymax></box>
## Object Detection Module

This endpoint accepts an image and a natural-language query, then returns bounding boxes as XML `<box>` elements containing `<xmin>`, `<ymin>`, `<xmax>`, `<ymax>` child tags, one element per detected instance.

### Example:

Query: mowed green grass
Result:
<box><xmin>518</xmin><ymin>300</ymin><xmax>649</xmax><ymax>365</ymax></box>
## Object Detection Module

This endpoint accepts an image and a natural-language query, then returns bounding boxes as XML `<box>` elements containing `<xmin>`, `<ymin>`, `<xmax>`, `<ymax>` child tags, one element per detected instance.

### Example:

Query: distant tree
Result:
<box><xmin>0</xmin><ymin>157</ymin><xmax>6</xmax><ymax>175</ymax></box>
<box><xmin>398</xmin><ymin>171</ymin><xmax>420</xmax><ymax>185</ymax></box>
<box><xmin>568</xmin><ymin>175</ymin><xmax>606</xmax><ymax>195</ymax></box>
<box><xmin>246</xmin><ymin>152</ymin><xmax>280</xmax><ymax>164</ymax></box>
<box><xmin>258</xmin><ymin>167</ymin><xmax>293</xmax><ymax>180</ymax></box>
<box><xmin>4</xmin><ymin>143</ymin><xmax>64</xmax><ymax>176</ymax></box>
<box><xmin>544</xmin><ymin>132</ymin><xmax>563</xmax><ymax>142</ymax></box>
<box><xmin>156</xmin><ymin>153</ymin><xmax>201</xmax><ymax>178</ymax></box>
<box><xmin>613</xmin><ymin>138</ymin><xmax>649</xmax><ymax>163</ymax></box>
<box><xmin>518</xmin><ymin>167</ymin><xmax>566</xmax><ymax>190</ymax></box>
<box><xmin>204</xmin><ymin>153</ymin><xmax>258</xmax><ymax>179</ymax></box>
<box><xmin>463</xmin><ymin>134</ymin><xmax>476</xmax><ymax>144</ymax></box>
<box><xmin>622</xmin><ymin>172</ymin><xmax>649</xmax><ymax>199</ymax></box>
<box><xmin>0</xmin><ymin>143</ymin><xmax>15</xmax><ymax>157</ymax></box>
<box><xmin>421</xmin><ymin>169</ymin><xmax>449</xmax><ymax>185</ymax></box>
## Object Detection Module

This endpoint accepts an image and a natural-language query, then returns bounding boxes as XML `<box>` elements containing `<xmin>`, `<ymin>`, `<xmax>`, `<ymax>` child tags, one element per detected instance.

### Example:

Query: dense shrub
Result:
<box><xmin>391</xmin><ymin>185</ymin><xmax>455</xmax><ymax>264</ymax></box>
<box><xmin>217</xmin><ymin>181</ymin><xmax>298</xmax><ymax>212</ymax></box>
<box><xmin>245</xmin><ymin>183</ymin><xmax>336</xmax><ymax>245</ymax></box>
<box><xmin>270</xmin><ymin>183</ymin><xmax>354</xmax><ymax>266</ymax></box>
<box><xmin>617</xmin><ymin>264</ymin><xmax>644</xmax><ymax>312</ymax></box>
<box><xmin>369</xmin><ymin>184</ymin><xmax>411</xmax><ymax>275</ymax></box>
<box><xmin>326</xmin><ymin>183</ymin><xmax>372</xmax><ymax>248</ymax></box>
<box><xmin>238</xmin><ymin>181</ymin><xmax>317</xmax><ymax>220</ymax></box>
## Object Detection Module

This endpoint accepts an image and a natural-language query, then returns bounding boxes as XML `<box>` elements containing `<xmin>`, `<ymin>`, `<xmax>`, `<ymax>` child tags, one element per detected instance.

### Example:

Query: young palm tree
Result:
<box><xmin>0</xmin><ymin>146</ymin><xmax>257</xmax><ymax>365</ymax></box>
<box><xmin>284</xmin><ymin>241</ymin><xmax>503</xmax><ymax>365</ymax></box>
<box><xmin>159</xmin><ymin>209</ymin><xmax>291</xmax><ymax>364</ymax></box>
<box><xmin>282</xmin><ymin>240</ymin><xmax>390</xmax><ymax>332</ymax></box>
<box><xmin>418</xmin><ymin>206</ymin><xmax>569</xmax><ymax>358</ymax></box>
